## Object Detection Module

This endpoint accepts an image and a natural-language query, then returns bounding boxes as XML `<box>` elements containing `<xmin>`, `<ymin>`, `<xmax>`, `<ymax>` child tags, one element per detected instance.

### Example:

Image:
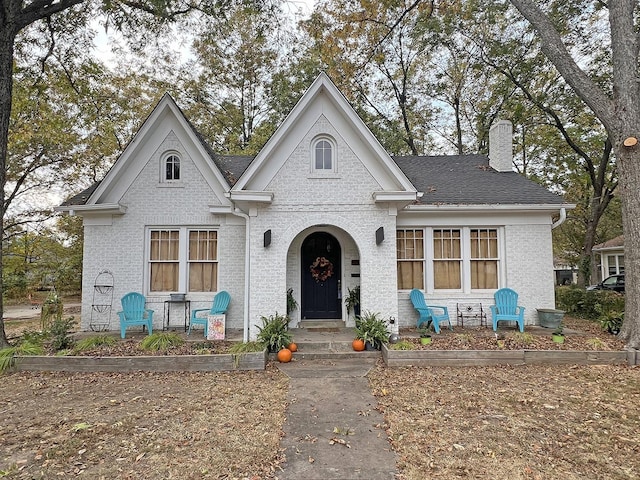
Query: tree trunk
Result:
<box><xmin>617</xmin><ymin>144</ymin><xmax>640</xmax><ymax>348</ymax></box>
<box><xmin>0</xmin><ymin>25</ymin><xmax>16</xmax><ymax>348</ymax></box>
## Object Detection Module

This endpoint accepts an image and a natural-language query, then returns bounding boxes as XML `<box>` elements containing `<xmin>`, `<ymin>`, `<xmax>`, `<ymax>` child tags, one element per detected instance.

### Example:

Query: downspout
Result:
<box><xmin>230</xmin><ymin>204</ymin><xmax>251</xmax><ymax>342</ymax></box>
<box><xmin>551</xmin><ymin>207</ymin><xmax>567</xmax><ymax>229</ymax></box>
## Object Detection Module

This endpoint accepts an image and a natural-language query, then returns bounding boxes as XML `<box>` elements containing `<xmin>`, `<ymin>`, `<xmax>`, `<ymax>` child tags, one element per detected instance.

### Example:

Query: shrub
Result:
<box><xmin>354</xmin><ymin>311</ymin><xmax>389</xmax><ymax>349</ymax></box>
<box><xmin>0</xmin><ymin>341</ymin><xmax>44</xmax><ymax>374</ymax></box>
<box><xmin>555</xmin><ymin>286</ymin><xmax>624</xmax><ymax>321</ymax></box>
<box><xmin>73</xmin><ymin>335</ymin><xmax>117</xmax><ymax>353</ymax></box>
<box><xmin>140</xmin><ymin>332</ymin><xmax>184</xmax><ymax>352</ymax></box>
<box><xmin>47</xmin><ymin>317</ymin><xmax>77</xmax><ymax>351</ymax></box>
<box><xmin>256</xmin><ymin>313</ymin><xmax>292</xmax><ymax>353</ymax></box>
<box><xmin>228</xmin><ymin>341</ymin><xmax>265</xmax><ymax>367</ymax></box>
<box><xmin>388</xmin><ymin>340</ymin><xmax>415</xmax><ymax>350</ymax></box>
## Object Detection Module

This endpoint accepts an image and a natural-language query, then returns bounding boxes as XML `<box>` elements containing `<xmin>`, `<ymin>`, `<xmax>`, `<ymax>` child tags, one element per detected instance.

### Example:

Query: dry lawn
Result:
<box><xmin>1</xmin><ymin>368</ymin><xmax>289</xmax><ymax>479</ymax></box>
<box><xmin>370</xmin><ymin>363</ymin><xmax>640</xmax><ymax>479</ymax></box>
<box><xmin>2</xmin><ymin>314</ymin><xmax>639</xmax><ymax>479</ymax></box>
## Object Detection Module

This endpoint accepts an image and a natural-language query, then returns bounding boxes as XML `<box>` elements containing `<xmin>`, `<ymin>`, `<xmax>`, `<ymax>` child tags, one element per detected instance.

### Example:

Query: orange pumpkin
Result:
<box><xmin>287</xmin><ymin>342</ymin><xmax>298</xmax><ymax>352</ymax></box>
<box><xmin>352</xmin><ymin>339</ymin><xmax>365</xmax><ymax>351</ymax></box>
<box><xmin>277</xmin><ymin>348</ymin><xmax>293</xmax><ymax>363</ymax></box>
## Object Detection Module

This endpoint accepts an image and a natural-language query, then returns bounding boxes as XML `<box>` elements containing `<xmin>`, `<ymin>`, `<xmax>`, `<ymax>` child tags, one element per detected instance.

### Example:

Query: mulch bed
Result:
<box><xmin>396</xmin><ymin>317</ymin><xmax>625</xmax><ymax>351</ymax></box>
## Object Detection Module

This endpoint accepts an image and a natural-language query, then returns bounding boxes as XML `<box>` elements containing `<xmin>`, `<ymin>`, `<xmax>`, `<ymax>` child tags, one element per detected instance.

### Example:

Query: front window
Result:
<box><xmin>433</xmin><ymin>229</ymin><xmax>461</xmax><ymax>289</ymax></box>
<box><xmin>150</xmin><ymin>230</ymin><xmax>180</xmax><ymax>292</ymax></box>
<box><xmin>607</xmin><ymin>254</ymin><xmax>624</xmax><ymax>275</ymax></box>
<box><xmin>148</xmin><ymin>228</ymin><xmax>218</xmax><ymax>293</ymax></box>
<box><xmin>470</xmin><ymin>229</ymin><xmax>498</xmax><ymax>289</ymax></box>
<box><xmin>188</xmin><ymin>231</ymin><xmax>218</xmax><ymax>292</ymax></box>
<box><xmin>311</xmin><ymin>136</ymin><xmax>337</xmax><ymax>173</ymax></box>
<box><xmin>396</xmin><ymin>227</ymin><xmax>502</xmax><ymax>291</ymax></box>
<box><xmin>397</xmin><ymin>229</ymin><xmax>424</xmax><ymax>289</ymax></box>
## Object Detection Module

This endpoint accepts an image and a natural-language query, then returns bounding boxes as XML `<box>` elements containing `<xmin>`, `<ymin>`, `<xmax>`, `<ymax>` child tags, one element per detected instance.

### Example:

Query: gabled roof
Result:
<box><xmin>63</xmin><ymin>153</ymin><xmax>570</xmax><ymax>208</ymax></box>
<box><xmin>72</xmin><ymin>93</ymin><xmax>233</xmax><ymax>208</ymax></box>
<box><xmin>231</xmin><ymin>72</ymin><xmax>417</xmax><ymax>196</ymax></box>
<box><xmin>59</xmin><ymin>79</ymin><xmax>571</xmax><ymax>212</ymax></box>
<box><xmin>593</xmin><ymin>235</ymin><xmax>624</xmax><ymax>251</ymax></box>
<box><xmin>394</xmin><ymin>155</ymin><xmax>567</xmax><ymax>206</ymax></box>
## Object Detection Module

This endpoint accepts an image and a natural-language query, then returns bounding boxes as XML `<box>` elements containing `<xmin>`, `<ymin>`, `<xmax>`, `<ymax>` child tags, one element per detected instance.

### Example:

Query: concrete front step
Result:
<box><xmin>282</xmin><ymin>338</ymin><xmax>382</xmax><ymax>360</ymax></box>
<box><xmin>297</xmin><ymin>320</ymin><xmax>346</xmax><ymax>331</ymax></box>
<box><xmin>272</xmin><ymin>349</ymin><xmax>381</xmax><ymax>361</ymax></box>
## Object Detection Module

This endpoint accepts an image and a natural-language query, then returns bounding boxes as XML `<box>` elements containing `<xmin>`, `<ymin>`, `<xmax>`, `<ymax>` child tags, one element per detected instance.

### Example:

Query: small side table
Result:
<box><xmin>164</xmin><ymin>300</ymin><xmax>190</xmax><ymax>331</ymax></box>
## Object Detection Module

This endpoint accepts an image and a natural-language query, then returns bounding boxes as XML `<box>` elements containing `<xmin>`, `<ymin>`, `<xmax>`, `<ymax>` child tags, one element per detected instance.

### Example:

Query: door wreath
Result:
<box><xmin>310</xmin><ymin>256</ymin><xmax>334</xmax><ymax>283</ymax></box>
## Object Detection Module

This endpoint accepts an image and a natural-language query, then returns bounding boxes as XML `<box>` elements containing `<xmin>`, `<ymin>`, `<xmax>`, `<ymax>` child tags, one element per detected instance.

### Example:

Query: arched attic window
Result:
<box><xmin>313</xmin><ymin>137</ymin><xmax>336</xmax><ymax>172</ymax></box>
<box><xmin>163</xmin><ymin>153</ymin><xmax>181</xmax><ymax>182</ymax></box>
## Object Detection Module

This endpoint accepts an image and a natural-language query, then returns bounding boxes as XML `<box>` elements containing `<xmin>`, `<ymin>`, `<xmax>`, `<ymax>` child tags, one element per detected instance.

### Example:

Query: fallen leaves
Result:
<box><xmin>328</xmin><ymin>437</ymin><xmax>351</xmax><ymax>448</ymax></box>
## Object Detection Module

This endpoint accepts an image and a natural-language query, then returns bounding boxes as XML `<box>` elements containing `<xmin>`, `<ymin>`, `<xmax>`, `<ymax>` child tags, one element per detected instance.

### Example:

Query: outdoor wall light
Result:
<box><xmin>264</xmin><ymin>229</ymin><xmax>271</xmax><ymax>247</ymax></box>
<box><xmin>376</xmin><ymin>226</ymin><xmax>384</xmax><ymax>245</ymax></box>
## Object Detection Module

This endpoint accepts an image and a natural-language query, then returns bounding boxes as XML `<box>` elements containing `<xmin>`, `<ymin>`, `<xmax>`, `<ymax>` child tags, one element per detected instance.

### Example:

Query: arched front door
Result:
<box><xmin>301</xmin><ymin>232</ymin><xmax>341</xmax><ymax>319</ymax></box>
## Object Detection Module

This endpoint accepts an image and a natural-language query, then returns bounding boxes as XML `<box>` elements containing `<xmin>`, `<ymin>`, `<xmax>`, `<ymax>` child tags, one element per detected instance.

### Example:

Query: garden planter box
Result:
<box><xmin>14</xmin><ymin>349</ymin><xmax>268</xmax><ymax>372</ymax></box>
<box><xmin>382</xmin><ymin>344</ymin><xmax>635</xmax><ymax>367</ymax></box>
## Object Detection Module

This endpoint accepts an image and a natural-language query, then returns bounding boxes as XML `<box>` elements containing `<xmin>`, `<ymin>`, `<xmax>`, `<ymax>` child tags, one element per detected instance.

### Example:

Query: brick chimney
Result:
<box><xmin>489</xmin><ymin>120</ymin><xmax>513</xmax><ymax>172</ymax></box>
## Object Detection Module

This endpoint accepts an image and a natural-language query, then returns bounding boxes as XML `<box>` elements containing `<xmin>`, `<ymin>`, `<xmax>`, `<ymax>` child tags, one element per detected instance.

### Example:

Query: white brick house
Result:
<box><xmin>58</xmin><ymin>73</ymin><xmax>573</xmax><ymax>340</ymax></box>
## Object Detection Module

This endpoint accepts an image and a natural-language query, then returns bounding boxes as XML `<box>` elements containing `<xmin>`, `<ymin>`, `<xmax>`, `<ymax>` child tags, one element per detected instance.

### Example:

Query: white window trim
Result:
<box><xmin>401</xmin><ymin>226</ymin><xmax>504</xmax><ymax>294</ymax></box>
<box><xmin>160</xmin><ymin>151</ymin><xmax>183</xmax><ymax>185</ymax></box>
<box><xmin>310</xmin><ymin>136</ymin><xmax>338</xmax><ymax>175</ymax></box>
<box><xmin>145</xmin><ymin>227</ymin><xmax>218</xmax><ymax>295</ymax></box>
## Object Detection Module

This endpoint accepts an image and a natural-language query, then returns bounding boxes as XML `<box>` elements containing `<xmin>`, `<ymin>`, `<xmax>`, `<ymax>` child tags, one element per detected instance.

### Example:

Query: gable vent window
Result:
<box><xmin>164</xmin><ymin>154</ymin><xmax>181</xmax><ymax>182</ymax></box>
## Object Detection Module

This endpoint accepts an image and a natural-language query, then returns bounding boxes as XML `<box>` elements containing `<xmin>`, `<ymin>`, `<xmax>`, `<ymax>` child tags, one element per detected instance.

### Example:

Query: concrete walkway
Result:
<box><xmin>276</xmin><ymin>358</ymin><xmax>396</xmax><ymax>479</ymax></box>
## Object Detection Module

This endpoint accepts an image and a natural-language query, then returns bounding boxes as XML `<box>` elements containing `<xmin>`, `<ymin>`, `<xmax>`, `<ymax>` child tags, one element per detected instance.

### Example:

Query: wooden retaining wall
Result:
<box><xmin>14</xmin><ymin>350</ymin><xmax>268</xmax><ymax>372</ymax></box>
<box><xmin>382</xmin><ymin>345</ymin><xmax>637</xmax><ymax>367</ymax></box>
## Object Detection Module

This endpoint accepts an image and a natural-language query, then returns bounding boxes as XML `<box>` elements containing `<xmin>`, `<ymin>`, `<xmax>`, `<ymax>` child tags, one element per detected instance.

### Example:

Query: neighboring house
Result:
<box><xmin>592</xmin><ymin>235</ymin><xmax>625</xmax><ymax>282</ymax></box>
<box><xmin>57</xmin><ymin>73</ymin><xmax>574</xmax><ymax>339</ymax></box>
<box><xmin>553</xmin><ymin>257</ymin><xmax>577</xmax><ymax>286</ymax></box>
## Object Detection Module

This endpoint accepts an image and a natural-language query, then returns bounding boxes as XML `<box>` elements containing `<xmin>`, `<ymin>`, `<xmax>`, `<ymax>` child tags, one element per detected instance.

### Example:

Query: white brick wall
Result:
<box><xmin>80</xmin><ymin>132</ymin><xmax>246</xmax><ymax>332</ymax></box>
<box><xmin>246</xmin><ymin>116</ymin><xmax>400</xmax><ymax>338</ymax></box>
<box><xmin>80</xmin><ymin>112</ymin><xmax>558</xmax><ymax>340</ymax></box>
<box><xmin>396</xmin><ymin>222</ymin><xmax>556</xmax><ymax>329</ymax></box>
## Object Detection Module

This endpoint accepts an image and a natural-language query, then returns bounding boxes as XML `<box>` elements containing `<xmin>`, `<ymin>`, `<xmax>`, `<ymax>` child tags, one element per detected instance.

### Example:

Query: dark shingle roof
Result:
<box><xmin>212</xmin><ymin>155</ymin><xmax>253</xmax><ymax>186</ymax></box>
<box><xmin>393</xmin><ymin>154</ymin><xmax>566</xmax><ymax>205</ymax></box>
<box><xmin>61</xmin><ymin>182</ymin><xmax>101</xmax><ymax>206</ymax></box>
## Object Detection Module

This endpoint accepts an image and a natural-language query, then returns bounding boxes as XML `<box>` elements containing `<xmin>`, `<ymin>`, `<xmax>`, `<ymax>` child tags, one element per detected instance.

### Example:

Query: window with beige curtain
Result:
<box><xmin>470</xmin><ymin>229</ymin><xmax>498</xmax><ymax>289</ymax></box>
<box><xmin>188</xmin><ymin>230</ymin><xmax>218</xmax><ymax>292</ymax></box>
<box><xmin>150</xmin><ymin>230</ymin><xmax>179</xmax><ymax>292</ymax></box>
<box><xmin>433</xmin><ymin>229</ymin><xmax>461</xmax><ymax>289</ymax></box>
<box><xmin>396</xmin><ymin>229</ymin><xmax>424</xmax><ymax>289</ymax></box>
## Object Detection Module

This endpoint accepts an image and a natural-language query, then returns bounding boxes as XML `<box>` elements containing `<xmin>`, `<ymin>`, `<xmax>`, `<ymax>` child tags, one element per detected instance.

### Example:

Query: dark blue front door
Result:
<box><xmin>301</xmin><ymin>232</ymin><xmax>341</xmax><ymax>319</ymax></box>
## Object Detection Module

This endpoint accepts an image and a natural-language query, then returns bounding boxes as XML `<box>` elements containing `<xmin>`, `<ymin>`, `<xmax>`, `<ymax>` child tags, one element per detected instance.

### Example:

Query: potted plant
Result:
<box><xmin>552</xmin><ymin>324</ymin><xmax>565</xmax><ymax>344</ymax></box>
<box><xmin>256</xmin><ymin>313</ymin><xmax>293</xmax><ymax>353</ymax></box>
<box><xmin>344</xmin><ymin>286</ymin><xmax>360</xmax><ymax>319</ymax></box>
<box><xmin>286</xmin><ymin>288</ymin><xmax>299</xmax><ymax>316</ymax></box>
<box><xmin>418</xmin><ymin>324</ymin><xmax>432</xmax><ymax>345</ymax></box>
<box><xmin>354</xmin><ymin>311</ymin><xmax>389</xmax><ymax>350</ymax></box>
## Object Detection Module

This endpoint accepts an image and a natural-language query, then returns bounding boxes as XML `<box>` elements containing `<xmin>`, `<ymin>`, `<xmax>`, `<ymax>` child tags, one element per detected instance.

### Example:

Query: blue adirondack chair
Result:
<box><xmin>189</xmin><ymin>290</ymin><xmax>231</xmax><ymax>337</ymax></box>
<box><xmin>490</xmin><ymin>288</ymin><xmax>525</xmax><ymax>332</ymax></box>
<box><xmin>117</xmin><ymin>292</ymin><xmax>154</xmax><ymax>339</ymax></box>
<box><xmin>409</xmin><ymin>289</ymin><xmax>452</xmax><ymax>334</ymax></box>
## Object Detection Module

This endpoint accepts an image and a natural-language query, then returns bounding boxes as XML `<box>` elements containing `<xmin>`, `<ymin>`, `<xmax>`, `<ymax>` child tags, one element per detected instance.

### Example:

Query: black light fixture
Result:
<box><xmin>376</xmin><ymin>227</ymin><xmax>384</xmax><ymax>245</ymax></box>
<box><xmin>264</xmin><ymin>229</ymin><xmax>271</xmax><ymax>247</ymax></box>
